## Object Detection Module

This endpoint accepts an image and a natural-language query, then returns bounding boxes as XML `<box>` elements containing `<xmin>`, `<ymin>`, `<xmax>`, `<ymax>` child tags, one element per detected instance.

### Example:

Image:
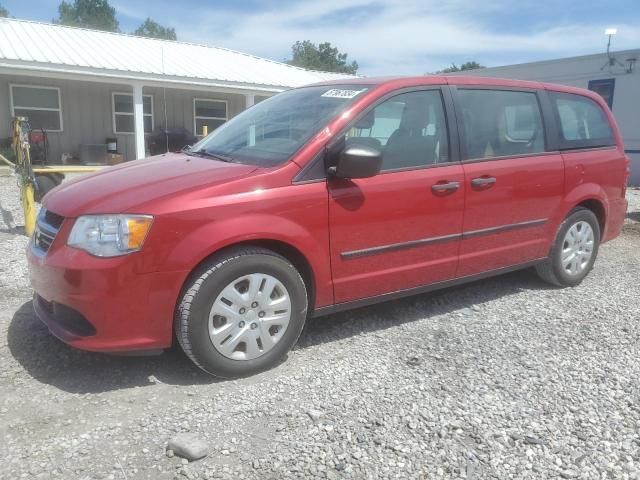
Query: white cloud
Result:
<box><xmin>110</xmin><ymin>2</ymin><xmax>148</xmax><ymax>22</ymax></box>
<box><xmin>167</xmin><ymin>0</ymin><xmax>640</xmax><ymax>75</ymax></box>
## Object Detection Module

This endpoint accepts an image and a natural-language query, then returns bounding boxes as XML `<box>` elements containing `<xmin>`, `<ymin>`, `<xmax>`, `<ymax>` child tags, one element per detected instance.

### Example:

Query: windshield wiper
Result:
<box><xmin>186</xmin><ymin>148</ymin><xmax>235</xmax><ymax>163</ymax></box>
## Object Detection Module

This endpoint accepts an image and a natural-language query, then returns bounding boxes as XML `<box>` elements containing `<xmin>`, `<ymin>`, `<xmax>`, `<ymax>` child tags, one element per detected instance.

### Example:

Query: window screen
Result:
<box><xmin>588</xmin><ymin>79</ymin><xmax>615</xmax><ymax>109</ymax></box>
<box><xmin>194</xmin><ymin>99</ymin><xmax>228</xmax><ymax>137</ymax></box>
<box><xmin>11</xmin><ymin>85</ymin><xmax>62</xmax><ymax>131</ymax></box>
<box><xmin>113</xmin><ymin>94</ymin><xmax>153</xmax><ymax>134</ymax></box>
<box><xmin>458</xmin><ymin>89</ymin><xmax>545</xmax><ymax>160</ymax></box>
<box><xmin>551</xmin><ymin>92</ymin><xmax>614</xmax><ymax>150</ymax></box>
<box><xmin>345</xmin><ymin>89</ymin><xmax>449</xmax><ymax>170</ymax></box>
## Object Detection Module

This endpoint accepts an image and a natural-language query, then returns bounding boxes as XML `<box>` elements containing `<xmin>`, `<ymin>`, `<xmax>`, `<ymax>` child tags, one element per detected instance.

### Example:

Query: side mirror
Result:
<box><xmin>329</xmin><ymin>144</ymin><xmax>382</xmax><ymax>179</ymax></box>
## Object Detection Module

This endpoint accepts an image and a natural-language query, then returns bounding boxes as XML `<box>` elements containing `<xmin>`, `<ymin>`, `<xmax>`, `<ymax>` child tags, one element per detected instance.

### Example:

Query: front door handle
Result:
<box><xmin>431</xmin><ymin>181</ymin><xmax>460</xmax><ymax>193</ymax></box>
<box><xmin>471</xmin><ymin>176</ymin><xmax>497</xmax><ymax>187</ymax></box>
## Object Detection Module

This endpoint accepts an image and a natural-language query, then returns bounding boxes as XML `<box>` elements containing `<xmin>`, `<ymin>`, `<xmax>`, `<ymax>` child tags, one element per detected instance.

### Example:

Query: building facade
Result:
<box><xmin>456</xmin><ymin>49</ymin><xmax>639</xmax><ymax>185</ymax></box>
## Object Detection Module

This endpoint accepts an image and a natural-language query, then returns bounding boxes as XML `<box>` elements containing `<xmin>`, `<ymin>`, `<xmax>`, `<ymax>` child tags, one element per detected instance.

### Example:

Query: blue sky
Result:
<box><xmin>3</xmin><ymin>0</ymin><xmax>639</xmax><ymax>75</ymax></box>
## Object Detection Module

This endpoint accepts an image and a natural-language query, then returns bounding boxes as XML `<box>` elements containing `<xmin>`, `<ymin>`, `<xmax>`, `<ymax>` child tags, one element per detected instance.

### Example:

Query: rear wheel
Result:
<box><xmin>535</xmin><ymin>207</ymin><xmax>600</xmax><ymax>287</ymax></box>
<box><xmin>175</xmin><ymin>246</ymin><xmax>308</xmax><ymax>377</ymax></box>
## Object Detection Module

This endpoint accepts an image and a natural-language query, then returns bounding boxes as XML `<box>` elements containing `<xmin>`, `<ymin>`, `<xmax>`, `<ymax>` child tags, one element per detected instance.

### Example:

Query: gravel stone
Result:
<box><xmin>1</xmin><ymin>176</ymin><xmax>640</xmax><ymax>479</ymax></box>
<box><xmin>306</xmin><ymin>409</ymin><xmax>324</xmax><ymax>422</ymax></box>
<box><xmin>524</xmin><ymin>435</ymin><xmax>546</xmax><ymax>446</ymax></box>
<box><xmin>167</xmin><ymin>434</ymin><xmax>209</xmax><ymax>461</ymax></box>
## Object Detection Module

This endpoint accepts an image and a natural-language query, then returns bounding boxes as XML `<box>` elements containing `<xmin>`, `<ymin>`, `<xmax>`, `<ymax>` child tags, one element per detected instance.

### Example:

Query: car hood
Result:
<box><xmin>44</xmin><ymin>152</ymin><xmax>258</xmax><ymax>217</ymax></box>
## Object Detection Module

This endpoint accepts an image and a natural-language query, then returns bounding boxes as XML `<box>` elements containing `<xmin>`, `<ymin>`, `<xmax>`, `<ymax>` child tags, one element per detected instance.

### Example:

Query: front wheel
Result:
<box><xmin>535</xmin><ymin>207</ymin><xmax>600</xmax><ymax>287</ymax></box>
<box><xmin>175</xmin><ymin>246</ymin><xmax>308</xmax><ymax>377</ymax></box>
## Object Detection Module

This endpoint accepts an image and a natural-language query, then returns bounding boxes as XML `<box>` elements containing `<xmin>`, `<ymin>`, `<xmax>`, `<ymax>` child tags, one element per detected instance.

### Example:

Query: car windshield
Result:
<box><xmin>189</xmin><ymin>85</ymin><xmax>369</xmax><ymax>166</ymax></box>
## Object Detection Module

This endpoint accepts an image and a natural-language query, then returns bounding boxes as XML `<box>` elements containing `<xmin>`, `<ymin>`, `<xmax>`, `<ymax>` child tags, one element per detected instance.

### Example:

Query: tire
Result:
<box><xmin>535</xmin><ymin>207</ymin><xmax>601</xmax><ymax>287</ymax></box>
<box><xmin>175</xmin><ymin>246</ymin><xmax>308</xmax><ymax>378</ymax></box>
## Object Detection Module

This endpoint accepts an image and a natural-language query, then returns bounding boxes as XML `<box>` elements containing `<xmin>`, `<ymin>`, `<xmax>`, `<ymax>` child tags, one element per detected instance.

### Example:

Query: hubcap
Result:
<box><xmin>208</xmin><ymin>273</ymin><xmax>292</xmax><ymax>360</ymax></box>
<box><xmin>561</xmin><ymin>221</ymin><xmax>594</xmax><ymax>276</ymax></box>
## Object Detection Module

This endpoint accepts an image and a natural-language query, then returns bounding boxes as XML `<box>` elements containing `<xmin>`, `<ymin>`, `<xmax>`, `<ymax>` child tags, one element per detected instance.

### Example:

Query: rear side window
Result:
<box><xmin>550</xmin><ymin>92</ymin><xmax>615</xmax><ymax>150</ymax></box>
<box><xmin>457</xmin><ymin>89</ymin><xmax>545</xmax><ymax>160</ymax></box>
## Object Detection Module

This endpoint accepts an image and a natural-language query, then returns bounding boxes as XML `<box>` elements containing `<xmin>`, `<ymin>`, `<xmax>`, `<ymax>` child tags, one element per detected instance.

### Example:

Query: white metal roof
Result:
<box><xmin>0</xmin><ymin>18</ymin><xmax>353</xmax><ymax>93</ymax></box>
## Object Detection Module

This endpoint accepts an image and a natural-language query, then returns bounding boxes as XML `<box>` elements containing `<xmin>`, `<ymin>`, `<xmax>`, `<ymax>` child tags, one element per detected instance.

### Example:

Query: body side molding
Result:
<box><xmin>340</xmin><ymin>218</ymin><xmax>548</xmax><ymax>259</ymax></box>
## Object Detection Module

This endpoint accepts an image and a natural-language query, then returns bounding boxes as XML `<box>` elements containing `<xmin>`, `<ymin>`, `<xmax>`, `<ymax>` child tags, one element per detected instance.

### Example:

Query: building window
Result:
<box><xmin>194</xmin><ymin>99</ymin><xmax>227</xmax><ymax>136</ymax></box>
<box><xmin>112</xmin><ymin>93</ymin><xmax>154</xmax><ymax>134</ymax></box>
<box><xmin>10</xmin><ymin>85</ymin><xmax>63</xmax><ymax>131</ymax></box>
<box><xmin>588</xmin><ymin>78</ymin><xmax>615</xmax><ymax>109</ymax></box>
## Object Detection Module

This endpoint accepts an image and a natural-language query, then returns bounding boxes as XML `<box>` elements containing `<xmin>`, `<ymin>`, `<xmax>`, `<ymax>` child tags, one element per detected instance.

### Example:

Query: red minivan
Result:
<box><xmin>28</xmin><ymin>76</ymin><xmax>629</xmax><ymax>377</ymax></box>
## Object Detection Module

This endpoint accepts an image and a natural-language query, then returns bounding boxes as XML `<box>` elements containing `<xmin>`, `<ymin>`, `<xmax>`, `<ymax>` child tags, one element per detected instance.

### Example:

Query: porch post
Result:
<box><xmin>132</xmin><ymin>83</ymin><xmax>146</xmax><ymax>160</ymax></box>
<box><xmin>245</xmin><ymin>93</ymin><xmax>255</xmax><ymax>109</ymax></box>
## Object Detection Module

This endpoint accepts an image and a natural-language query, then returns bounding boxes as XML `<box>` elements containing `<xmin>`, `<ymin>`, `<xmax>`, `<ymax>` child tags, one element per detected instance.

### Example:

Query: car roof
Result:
<box><xmin>311</xmin><ymin>75</ymin><xmax>596</xmax><ymax>97</ymax></box>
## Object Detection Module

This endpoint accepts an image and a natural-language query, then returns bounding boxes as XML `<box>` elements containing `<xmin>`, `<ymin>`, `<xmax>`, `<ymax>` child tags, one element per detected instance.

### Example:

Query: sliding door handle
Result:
<box><xmin>431</xmin><ymin>181</ymin><xmax>460</xmax><ymax>193</ymax></box>
<box><xmin>471</xmin><ymin>176</ymin><xmax>496</xmax><ymax>187</ymax></box>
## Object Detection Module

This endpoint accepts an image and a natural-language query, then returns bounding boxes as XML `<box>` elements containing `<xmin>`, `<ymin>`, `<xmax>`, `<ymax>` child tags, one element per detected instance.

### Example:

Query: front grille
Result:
<box><xmin>34</xmin><ymin>228</ymin><xmax>55</xmax><ymax>252</ymax></box>
<box><xmin>43</xmin><ymin>210</ymin><xmax>64</xmax><ymax>230</ymax></box>
<box><xmin>33</xmin><ymin>209</ymin><xmax>64</xmax><ymax>254</ymax></box>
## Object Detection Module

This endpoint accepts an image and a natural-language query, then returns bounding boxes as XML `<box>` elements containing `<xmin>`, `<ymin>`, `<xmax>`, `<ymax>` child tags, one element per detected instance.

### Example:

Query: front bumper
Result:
<box><xmin>27</xmin><ymin>237</ymin><xmax>188</xmax><ymax>353</ymax></box>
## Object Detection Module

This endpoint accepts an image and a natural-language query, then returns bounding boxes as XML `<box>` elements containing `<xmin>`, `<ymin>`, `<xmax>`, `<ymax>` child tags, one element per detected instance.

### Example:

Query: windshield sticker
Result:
<box><xmin>321</xmin><ymin>88</ymin><xmax>366</xmax><ymax>99</ymax></box>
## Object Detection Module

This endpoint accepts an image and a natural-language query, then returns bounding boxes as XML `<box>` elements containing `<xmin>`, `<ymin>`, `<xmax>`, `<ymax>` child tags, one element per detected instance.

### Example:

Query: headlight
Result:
<box><xmin>68</xmin><ymin>214</ymin><xmax>153</xmax><ymax>257</ymax></box>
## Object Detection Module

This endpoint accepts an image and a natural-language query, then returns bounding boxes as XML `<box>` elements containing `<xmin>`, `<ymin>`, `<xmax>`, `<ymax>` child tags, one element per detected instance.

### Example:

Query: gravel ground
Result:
<box><xmin>1</xmin><ymin>171</ymin><xmax>640</xmax><ymax>480</ymax></box>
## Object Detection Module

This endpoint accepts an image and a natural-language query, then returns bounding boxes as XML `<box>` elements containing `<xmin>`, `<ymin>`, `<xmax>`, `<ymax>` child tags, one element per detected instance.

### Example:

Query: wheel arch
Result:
<box><xmin>178</xmin><ymin>238</ymin><xmax>318</xmax><ymax>316</ymax></box>
<box><xmin>575</xmin><ymin>198</ymin><xmax>606</xmax><ymax>236</ymax></box>
<box><xmin>559</xmin><ymin>183</ymin><xmax>610</xmax><ymax>239</ymax></box>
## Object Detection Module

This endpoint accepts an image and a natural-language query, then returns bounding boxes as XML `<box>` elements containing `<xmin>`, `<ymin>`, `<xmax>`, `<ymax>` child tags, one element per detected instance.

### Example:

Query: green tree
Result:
<box><xmin>57</xmin><ymin>0</ymin><xmax>119</xmax><ymax>32</ymax></box>
<box><xmin>0</xmin><ymin>4</ymin><xmax>8</xmax><ymax>17</ymax></box>
<box><xmin>287</xmin><ymin>40</ymin><xmax>358</xmax><ymax>74</ymax></box>
<box><xmin>437</xmin><ymin>61</ymin><xmax>485</xmax><ymax>74</ymax></box>
<box><xmin>133</xmin><ymin>18</ymin><xmax>177</xmax><ymax>40</ymax></box>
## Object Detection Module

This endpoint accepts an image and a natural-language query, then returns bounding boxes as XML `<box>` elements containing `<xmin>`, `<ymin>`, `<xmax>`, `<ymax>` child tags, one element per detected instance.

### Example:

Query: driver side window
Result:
<box><xmin>458</xmin><ymin>89</ymin><xmax>545</xmax><ymax>160</ymax></box>
<box><xmin>345</xmin><ymin>90</ymin><xmax>450</xmax><ymax>171</ymax></box>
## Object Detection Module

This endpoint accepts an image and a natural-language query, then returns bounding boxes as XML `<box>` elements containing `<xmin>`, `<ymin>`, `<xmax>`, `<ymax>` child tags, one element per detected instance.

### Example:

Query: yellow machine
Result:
<box><xmin>2</xmin><ymin>117</ymin><xmax>104</xmax><ymax>236</ymax></box>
